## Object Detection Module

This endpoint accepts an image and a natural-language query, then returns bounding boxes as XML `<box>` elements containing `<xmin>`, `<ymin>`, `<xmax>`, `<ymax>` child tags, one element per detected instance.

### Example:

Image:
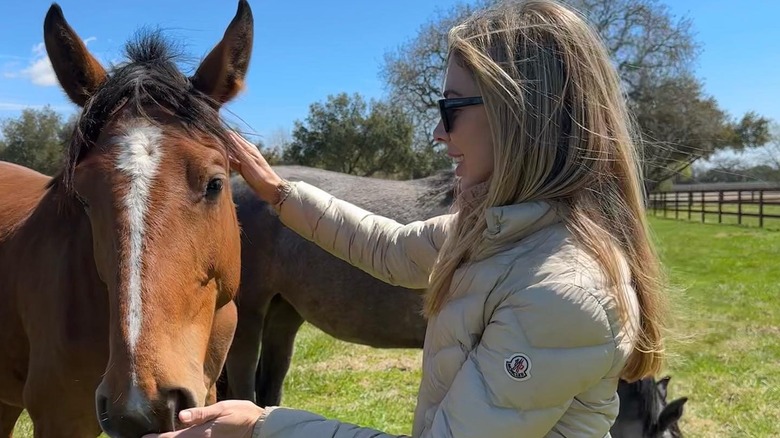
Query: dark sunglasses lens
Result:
<box><xmin>439</xmin><ymin>103</ymin><xmax>450</xmax><ymax>132</ymax></box>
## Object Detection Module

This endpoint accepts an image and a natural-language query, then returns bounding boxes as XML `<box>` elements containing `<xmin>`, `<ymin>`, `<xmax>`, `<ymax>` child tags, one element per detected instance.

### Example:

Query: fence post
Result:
<box><xmin>675</xmin><ymin>192</ymin><xmax>679</xmax><ymax>220</ymax></box>
<box><xmin>701</xmin><ymin>191</ymin><xmax>705</xmax><ymax>224</ymax></box>
<box><xmin>651</xmin><ymin>185</ymin><xmax>778</xmax><ymax>228</ymax></box>
<box><xmin>688</xmin><ymin>191</ymin><xmax>693</xmax><ymax>220</ymax></box>
<box><xmin>663</xmin><ymin>192</ymin><xmax>667</xmax><ymax>218</ymax></box>
<box><xmin>652</xmin><ymin>193</ymin><xmax>657</xmax><ymax>216</ymax></box>
<box><xmin>738</xmin><ymin>190</ymin><xmax>743</xmax><ymax>225</ymax></box>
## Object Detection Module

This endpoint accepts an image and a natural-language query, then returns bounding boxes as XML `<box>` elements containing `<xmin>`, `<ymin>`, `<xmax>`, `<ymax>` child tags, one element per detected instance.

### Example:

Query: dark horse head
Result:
<box><xmin>611</xmin><ymin>375</ymin><xmax>688</xmax><ymax>438</ymax></box>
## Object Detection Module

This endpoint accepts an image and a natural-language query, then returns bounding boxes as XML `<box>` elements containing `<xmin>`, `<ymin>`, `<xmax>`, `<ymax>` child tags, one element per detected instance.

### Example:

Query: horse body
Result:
<box><xmin>0</xmin><ymin>2</ymin><xmax>255</xmax><ymax>436</ymax></box>
<box><xmin>223</xmin><ymin>166</ymin><xmax>454</xmax><ymax>405</ymax></box>
<box><xmin>0</xmin><ymin>162</ymin><xmax>109</xmax><ymax>437</ymax></box>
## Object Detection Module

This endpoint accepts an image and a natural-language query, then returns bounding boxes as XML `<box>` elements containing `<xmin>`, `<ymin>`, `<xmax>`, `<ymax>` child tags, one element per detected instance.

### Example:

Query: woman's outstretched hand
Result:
<box><xmin>227</xmin><ymin>131</ymin><xmax>285</xmax><ymax>205</ymax></box>
<box><xmin>141</xmin><ymin>400</ymin><xmax>266</xmax><ymax>438</ymax></box>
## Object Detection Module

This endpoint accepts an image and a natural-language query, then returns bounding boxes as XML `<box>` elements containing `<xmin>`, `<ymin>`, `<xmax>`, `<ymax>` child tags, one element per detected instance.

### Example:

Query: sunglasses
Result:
<box><xmin>438</xmin><ymin>96</ymin><xmax>484</xmax><ymax>132</ymax></box>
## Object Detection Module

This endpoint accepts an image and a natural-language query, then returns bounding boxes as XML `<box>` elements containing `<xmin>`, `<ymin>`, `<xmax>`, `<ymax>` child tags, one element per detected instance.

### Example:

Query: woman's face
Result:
<box><xmin>433</xmin><ymin>56</ymin><xmax>493</xmax><ymax>191</ymax></box>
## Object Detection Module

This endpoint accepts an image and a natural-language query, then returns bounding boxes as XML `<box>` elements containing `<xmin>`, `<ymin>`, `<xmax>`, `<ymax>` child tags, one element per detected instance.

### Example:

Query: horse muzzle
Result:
<box><xmin>96</xmin><ymin>384</ymin><xmax>197</xmax><ymax>437</ymax></box>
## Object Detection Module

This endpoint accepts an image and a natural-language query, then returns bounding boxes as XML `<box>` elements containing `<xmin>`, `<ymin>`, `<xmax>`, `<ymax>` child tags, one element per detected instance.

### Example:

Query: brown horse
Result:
<box><xmin>0</xmin><ymin>2</ymin><xmax>253</xmax><ymax>436</ymax></box>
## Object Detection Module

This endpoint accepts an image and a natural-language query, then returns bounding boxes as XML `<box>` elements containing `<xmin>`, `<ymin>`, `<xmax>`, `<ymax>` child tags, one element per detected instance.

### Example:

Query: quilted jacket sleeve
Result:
<box><xmin>256</xmin><ymin>281</ymin><xmax>620</xmax><ymax>438</ymax></box>
<box><xmin>257</xmin><ymin>409</ymin><xmax>408</xmax><ymax>438</ymax></box>
<box><xmin>274</xmin><ymin>180</ymin><xmax>451</xmax><ymax>290</ymax></box>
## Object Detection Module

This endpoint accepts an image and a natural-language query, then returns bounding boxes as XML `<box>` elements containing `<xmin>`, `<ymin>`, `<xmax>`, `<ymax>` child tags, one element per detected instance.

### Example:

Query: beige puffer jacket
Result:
<box><xmin>256</xmin><ymin>181</ymin><xmax>640</xmax><ymax>438</ymax></box>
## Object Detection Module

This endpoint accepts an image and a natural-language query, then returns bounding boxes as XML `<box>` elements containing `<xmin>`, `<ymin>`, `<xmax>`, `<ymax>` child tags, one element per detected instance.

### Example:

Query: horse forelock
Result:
<box><xmin>627</xmin><ymin>378</ymin><xmax>664</xmax><ymax>434</ymax></box>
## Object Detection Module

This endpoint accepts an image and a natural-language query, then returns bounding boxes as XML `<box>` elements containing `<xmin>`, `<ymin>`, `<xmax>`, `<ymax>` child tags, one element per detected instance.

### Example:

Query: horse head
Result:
<box><xmin>611</xmin><ymin>375</ymin><xmax>688</xmax><ymax>438</ymax></box>
<box><xmin>42</xmin><ymin>1</ymin><xmax>252</xmax><ymax>435</ymax></box>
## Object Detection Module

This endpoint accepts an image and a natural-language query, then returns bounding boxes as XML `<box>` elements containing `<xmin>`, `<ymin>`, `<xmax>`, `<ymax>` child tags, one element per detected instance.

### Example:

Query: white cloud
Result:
<box><xmin>5</xmin><ymin>37</ymin><xmax>97</xmax><ymax>88</ymax></box>
<box><xmin>32</xmin><ymin>42</ymin><xmax>46</xmax><ymax>57</ymax></box>
<box><xmin>21</xmin><ymin>56</ymin><xmax>57</xmax><ymax>86</ymax></box>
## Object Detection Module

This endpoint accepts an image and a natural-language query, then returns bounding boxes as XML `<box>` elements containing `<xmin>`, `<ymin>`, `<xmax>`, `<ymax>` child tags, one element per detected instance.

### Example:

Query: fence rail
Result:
<box><xmin>648</xmin><ymin>188</ymin><xmax>780</xmax><ymax>229</ymax></box>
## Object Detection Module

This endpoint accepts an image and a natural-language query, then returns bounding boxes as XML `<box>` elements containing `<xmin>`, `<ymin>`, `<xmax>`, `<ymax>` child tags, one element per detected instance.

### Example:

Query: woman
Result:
<box><xmin>146</xmin><ymin>0</ymin><xmax>668</xmax><ymax>436</ymax></box>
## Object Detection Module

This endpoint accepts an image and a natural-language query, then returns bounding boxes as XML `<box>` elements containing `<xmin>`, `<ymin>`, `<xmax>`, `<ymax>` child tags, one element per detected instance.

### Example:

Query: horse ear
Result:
<box><xmin>43</xmin><ymin>3</ymin><xmax>107</xmax><ymax>107</ymax></box>
<box><xmin>656</xmin><ymin>375</ymin><xmax>672</xmax><ymax>401</ymax></box>
<box><xmin>657</xmin><ymin>397</ymin><xmax>688</xmax><ymax>432</ymax></box>
<box><xmin>191</xmin><ymin>0</ymin><xmax>253</xmax><ymax>106</ymax></box>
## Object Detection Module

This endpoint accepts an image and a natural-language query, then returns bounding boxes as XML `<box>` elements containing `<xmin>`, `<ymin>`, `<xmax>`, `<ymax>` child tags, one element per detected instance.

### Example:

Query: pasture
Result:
<box><xmin>13</xmin><ymin>216</ymin><xmax>779</xmax><ymax>437</ymax></box>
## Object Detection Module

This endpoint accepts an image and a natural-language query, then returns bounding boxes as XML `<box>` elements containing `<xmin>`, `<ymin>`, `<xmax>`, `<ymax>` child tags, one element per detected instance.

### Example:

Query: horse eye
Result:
<box><xmin>205</xmin><ymin>178</ymin><xmax>223</xmax><ymax>199</ymax></box>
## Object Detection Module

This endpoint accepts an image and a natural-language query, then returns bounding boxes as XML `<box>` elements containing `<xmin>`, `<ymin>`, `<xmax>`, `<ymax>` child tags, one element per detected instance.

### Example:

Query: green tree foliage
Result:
<box><xmin>631</xmin><ymin>75</ymin><xmax>769</xmax><ymax>187</ymax></box>
<box><xmin>0</xmin><ymin>106</ymin><xmax>74</xmax><ymax>175</ymax></box>
<box><xmin>283</xmin><ymin>93</ymin><xmax>415</xmax><ymax>178</ymax></box>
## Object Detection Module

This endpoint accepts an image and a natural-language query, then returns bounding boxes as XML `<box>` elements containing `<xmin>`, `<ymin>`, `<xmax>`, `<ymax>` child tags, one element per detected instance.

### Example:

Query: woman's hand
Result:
<box><xmin>141</xmin><ymin>400</ymin><xmax>266</xmax><ymax>438</ymax></box>
<box><xmin>227</xmin><ymin>130</ymin><xmax>285</xmax><ymax>205</ymax></box>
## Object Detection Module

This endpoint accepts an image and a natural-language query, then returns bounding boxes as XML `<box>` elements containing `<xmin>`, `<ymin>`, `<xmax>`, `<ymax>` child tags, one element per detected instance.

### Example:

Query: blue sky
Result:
<box><xmin>1</xmin><ymin>0</ymin><xmax>778</xmax><ymax>147</ymax></box>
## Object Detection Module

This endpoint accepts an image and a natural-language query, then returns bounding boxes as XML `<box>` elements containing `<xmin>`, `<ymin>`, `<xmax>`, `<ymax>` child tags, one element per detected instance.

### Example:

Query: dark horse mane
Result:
<box><xmin>635</xmin><ymin>379</ymin><xmax>662</xmax><ymax>428</ymax></box>
<box><xmin>50</xmin><ymin>29</ymin><xmax>239</xmax><ymax>196</ymax></box>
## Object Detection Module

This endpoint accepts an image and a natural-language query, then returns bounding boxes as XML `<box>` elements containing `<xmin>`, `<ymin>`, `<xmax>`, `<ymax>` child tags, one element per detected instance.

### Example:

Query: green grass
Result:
<box><xmin>648</xmin><ymin>217</ymin><xmax>780</xmax><ymax>437</ymax></box>
<box><xmin>13</xmin><ymin>217</ymin><xmax>780</xmax><ymax>437</ymax></box>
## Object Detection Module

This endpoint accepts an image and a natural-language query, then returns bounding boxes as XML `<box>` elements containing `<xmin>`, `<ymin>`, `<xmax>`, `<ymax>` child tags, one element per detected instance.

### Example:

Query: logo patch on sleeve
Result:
<box><xmin>504</xmin><ymin>353</ymin><xmax>531</xmax><ymax>381</ymax></box>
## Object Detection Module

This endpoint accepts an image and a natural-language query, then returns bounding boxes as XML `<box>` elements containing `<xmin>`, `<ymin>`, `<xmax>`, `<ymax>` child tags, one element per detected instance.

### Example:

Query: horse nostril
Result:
<box><xmin>96</xmin><ymin>394</ymin><xmax>111</xmax><ymax>432</ymax></box>
<box><xmin>165</xmin><ymin>387</ymin><xmax>197</xmax><ymax>427</ymax></box>
<box><xmin>97</xmin><ymin>395</ymin><xmax>156</xmax><ymax>437</ymax></box>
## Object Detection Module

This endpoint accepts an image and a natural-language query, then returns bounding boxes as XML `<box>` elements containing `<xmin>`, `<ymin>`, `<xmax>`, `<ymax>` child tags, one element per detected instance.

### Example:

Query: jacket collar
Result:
<box><xmin>482</xmin><ymin>200</ymin><xmax>565</xmax><ymax>247</ymax></box>
<box><xmin>454</xmin><ymin>180</ymin><xmax>566</xmax><ymax>248</ymax></box>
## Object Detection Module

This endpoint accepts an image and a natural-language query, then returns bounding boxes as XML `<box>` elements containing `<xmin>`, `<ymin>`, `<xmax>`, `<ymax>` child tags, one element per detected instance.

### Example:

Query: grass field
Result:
<box><xmin>12</xmin><ymin>217</ymin><xmax>780</xmax><ymax>437</ymax></box>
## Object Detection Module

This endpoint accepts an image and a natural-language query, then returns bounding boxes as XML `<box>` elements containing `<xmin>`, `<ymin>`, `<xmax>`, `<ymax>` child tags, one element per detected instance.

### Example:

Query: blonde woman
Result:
<box><xmin>145</xmin><ymin>0</ymin><xmax>668</xmax><ymax>436</ymax></box>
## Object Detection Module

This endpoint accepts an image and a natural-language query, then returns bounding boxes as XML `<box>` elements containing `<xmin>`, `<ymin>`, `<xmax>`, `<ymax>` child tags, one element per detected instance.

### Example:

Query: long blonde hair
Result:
<box><xmin>424</xmin><ymin>0</ymin><xmax>668</xmax><ymax>381</ymax></box>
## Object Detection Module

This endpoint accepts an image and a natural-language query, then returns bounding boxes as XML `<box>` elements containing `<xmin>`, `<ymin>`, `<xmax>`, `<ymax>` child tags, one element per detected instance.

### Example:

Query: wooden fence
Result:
<box><xmin>648</xmin><ymin>186</ymin><xmax>780</xmax><ymax>229</ymax></box>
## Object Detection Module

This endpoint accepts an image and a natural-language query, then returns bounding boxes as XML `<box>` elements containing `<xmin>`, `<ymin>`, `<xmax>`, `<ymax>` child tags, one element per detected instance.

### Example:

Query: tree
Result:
<box><xmin>758</xmin><ymin>122</ymin><xmax>780</xmax><ymax>171</ymax></box>
<box><xmin>380</xmin><ymin>0</ymin><xmax>770</xmax><ymax>185</ymax></box>
<box><xmin>381</xmin><ymin>1</ymin><xmax>489</xmax><ymax>175</ymax></box>
<box><xmin>631</xmin><ymin>75</ymin><xmax>769</xmax><ymax>187</ymax></box>
<box><xmin>693</xmin><ymin>159</ymin><xmax>780</xmax><ymax>183</ymax></box>
<box><xmin>0</xmin><ymin>106</ymin><xmax>73</xmax><ymax>175</ymax></box>
<box><xmin>260</xmin><ymin>127</ymin><xmax>292</xmax><ymax>166</ymax></box>
<box><xmin>283</xmin><ymin>93</ymin><xmax>415</xmax><ymax>178</ymax></box>
<box><xmin>255</xmin><ymin>138</ymin><xmax>284</xmax><ymax>166</ymax></box>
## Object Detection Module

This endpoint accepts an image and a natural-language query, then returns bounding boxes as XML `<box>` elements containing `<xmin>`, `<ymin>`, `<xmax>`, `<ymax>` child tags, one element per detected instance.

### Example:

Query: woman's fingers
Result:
<box><xmin>179</xmin><ymin>404</ymin><xmax>224</xmax><ymax>425</ymax></box>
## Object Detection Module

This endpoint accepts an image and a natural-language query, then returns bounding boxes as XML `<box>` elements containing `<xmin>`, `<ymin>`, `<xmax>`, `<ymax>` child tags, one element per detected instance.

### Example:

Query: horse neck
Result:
<box><xmin>14</xmin><ymin>182</ymin><xmax>102</xmax><ymax>289</ymax></box>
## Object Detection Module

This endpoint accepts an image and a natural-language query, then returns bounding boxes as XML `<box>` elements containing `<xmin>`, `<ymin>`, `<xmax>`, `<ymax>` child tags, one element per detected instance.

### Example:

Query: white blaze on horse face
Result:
<box><xmin>114</xmin><ymin>120</ymin><xmax>163</xmax><ymax>376</ymax></box>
